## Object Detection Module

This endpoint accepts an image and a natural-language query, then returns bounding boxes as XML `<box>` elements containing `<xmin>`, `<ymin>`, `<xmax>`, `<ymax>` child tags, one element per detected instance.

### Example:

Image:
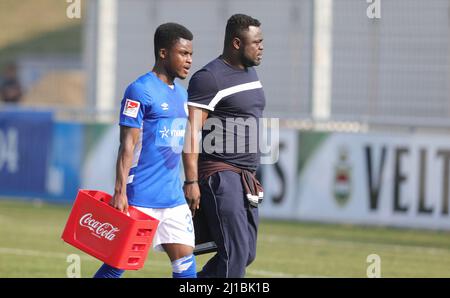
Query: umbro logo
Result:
<box><xmin>161</xmin><ymin>102</ymin><xmax>169</xmax><ymax>111</ymax></box>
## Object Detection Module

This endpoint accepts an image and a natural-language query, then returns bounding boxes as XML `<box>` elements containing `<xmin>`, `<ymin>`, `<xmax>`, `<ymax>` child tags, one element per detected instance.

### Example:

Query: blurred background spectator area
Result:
<box><xmin>0</xmin><ymin>0</ymin><xmax>84</xmax><ymax>108</ymax></box>
<box><xmin>0</xmin><ymin>0</ymin><xmax>449</xmax><ymax>130</ymax></box>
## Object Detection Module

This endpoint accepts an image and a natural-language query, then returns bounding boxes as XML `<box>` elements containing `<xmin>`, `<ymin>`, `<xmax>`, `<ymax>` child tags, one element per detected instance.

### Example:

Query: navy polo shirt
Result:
<box><xmin>187</xmin><ymin>57</ymin><xmax>266</xmax><ymax>171</ymax></box>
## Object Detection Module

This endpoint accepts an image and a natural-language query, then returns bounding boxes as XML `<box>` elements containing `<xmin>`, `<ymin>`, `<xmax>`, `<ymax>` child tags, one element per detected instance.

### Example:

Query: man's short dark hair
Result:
<box><xmin>154</xmin><ymin>22</ymin><xmax>193</xmax><ymax>60</ymax></box>
<box><xmin>224</xmin><ymin>14</ymin><xmax>261</xmax><ymax>45</ymax></box>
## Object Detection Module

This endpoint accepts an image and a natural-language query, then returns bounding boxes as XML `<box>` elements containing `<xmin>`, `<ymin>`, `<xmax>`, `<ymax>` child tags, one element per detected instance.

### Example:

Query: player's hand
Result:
<box><xmin>184</xmin><ymin>183</ymin><xmax>200</xmax><ymax>217</ymax></box>
<box><xmin>111</xmin><ymin>192</ymin><xmax>129</xmax><ymax>214</ymax></box>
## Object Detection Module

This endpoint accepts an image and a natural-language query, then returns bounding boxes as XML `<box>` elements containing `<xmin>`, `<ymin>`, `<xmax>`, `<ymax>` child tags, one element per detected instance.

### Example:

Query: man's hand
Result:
<box><xmin>184</xmin><ymin>183</ymin><xmax>201</xmax><ymax>217</ymax></box>
<box><xmin>110</xmin><ymin>192</ymin><xmax>129</xmax><ymax>214</ymax></box>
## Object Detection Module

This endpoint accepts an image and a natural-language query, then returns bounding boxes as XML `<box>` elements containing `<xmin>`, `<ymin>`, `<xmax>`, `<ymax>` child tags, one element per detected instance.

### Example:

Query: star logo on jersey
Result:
<box><xmin>161</xmin><ymin>102</ymin><xmax>169</xmax><ymax>111</ymax></box>
<box><xmin>159</xmin><ymin>126</ymin><xmax>170</xmax><ymax>138</ymax></box>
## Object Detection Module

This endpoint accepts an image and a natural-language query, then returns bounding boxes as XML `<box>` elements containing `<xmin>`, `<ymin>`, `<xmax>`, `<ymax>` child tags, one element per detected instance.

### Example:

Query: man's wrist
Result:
<box><xmin>184</xmin><ymin>180</ymin><xmax>198</xmax><ymax>185</ymax></box>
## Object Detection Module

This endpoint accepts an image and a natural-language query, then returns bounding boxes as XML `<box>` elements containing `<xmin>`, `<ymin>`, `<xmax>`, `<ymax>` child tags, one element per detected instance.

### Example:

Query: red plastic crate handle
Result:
<box><xmin>82</xmin><ymin>190</ymin><xmax>134</xmax><ymax>217</ymax></box>
<box><xmin>83</xmin><ymin>190</ymin><xmax>111</xmax><ymax>204</ymax></box>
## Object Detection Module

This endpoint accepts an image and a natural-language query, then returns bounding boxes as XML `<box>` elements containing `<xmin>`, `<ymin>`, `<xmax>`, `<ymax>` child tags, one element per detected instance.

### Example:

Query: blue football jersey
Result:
<box><xmin>119</xmin><ymin>72</ymin><xmax>188</xmax><ymax>208</ymax></box>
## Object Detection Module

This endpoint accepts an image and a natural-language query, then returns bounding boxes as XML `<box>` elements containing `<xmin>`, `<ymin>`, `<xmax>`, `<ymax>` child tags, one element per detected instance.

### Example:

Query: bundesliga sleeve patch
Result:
<box><xmin>123</xmin><ymin>99</ymin><xmax>140</xmax><ymax>118</ymax></box>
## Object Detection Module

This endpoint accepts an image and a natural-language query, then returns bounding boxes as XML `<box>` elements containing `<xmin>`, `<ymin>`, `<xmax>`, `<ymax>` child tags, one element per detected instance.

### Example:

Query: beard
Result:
<box><xmin>241</xmin><ymin>53</ymin><xmax>259</xmax><ymax>68</ymax></box>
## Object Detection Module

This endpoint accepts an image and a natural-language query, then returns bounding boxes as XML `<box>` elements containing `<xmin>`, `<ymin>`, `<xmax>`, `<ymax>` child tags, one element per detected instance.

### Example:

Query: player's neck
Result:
<box><xmin>152</xmin><ymin>64</ymin><xmax>175</xmax><ymax>85</ymax></box>
<box><xmin>221</xmin><ymin>52</ymin><xmax>245</xmax><ymax>70</ymax></box>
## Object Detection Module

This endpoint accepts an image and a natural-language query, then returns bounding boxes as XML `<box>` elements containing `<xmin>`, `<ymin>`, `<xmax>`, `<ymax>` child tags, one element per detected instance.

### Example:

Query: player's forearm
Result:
<box><xmin>183</xmin><ymin>118</ymin><xmax>199</xmax><ymax>180</ymax></box>
<box><xmin>183</xmin><ymin>116</ymin><xmax>201</xmax><ymax>181</ymax></box>
<box><xmin>183</xmin><ymin>107</ymin><xmax>208</xmax><ymax>181</ymax></box>
<box><xmin>114</xmin><ymin>143</ymin><xmax>134</xmax><ymax>195</ymax></box>
<box><xmin>183</xmin><ymin>151</ymin><xmax>199</xmax><ymax>181</ymax></box>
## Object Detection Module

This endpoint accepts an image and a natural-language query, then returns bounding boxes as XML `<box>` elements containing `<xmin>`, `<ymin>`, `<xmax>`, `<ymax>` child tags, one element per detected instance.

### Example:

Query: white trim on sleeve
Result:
<box><xmin>187</xmin><ymin>102</ymin><xmax>215</xmax><ymax>111</ymax></box>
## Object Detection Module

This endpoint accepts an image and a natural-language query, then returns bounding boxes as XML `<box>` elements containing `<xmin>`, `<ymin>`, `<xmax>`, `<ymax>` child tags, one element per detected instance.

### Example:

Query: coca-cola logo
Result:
<box><xmin>79</xmin><ymin>213</ymin><xmax>119</xmax><ymax>241</ymax></box>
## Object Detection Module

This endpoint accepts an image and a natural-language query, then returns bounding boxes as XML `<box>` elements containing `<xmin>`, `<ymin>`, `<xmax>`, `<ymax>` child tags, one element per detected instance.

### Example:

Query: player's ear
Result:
<box><xmin>232</xmin><ymin>37</ymin><xmax>241</xmax><ymax>50</ymax></box>
<box><xmin>159</xmin><ymin>48</ymin><xmax>168</xmax><ymax>60</ymax></box>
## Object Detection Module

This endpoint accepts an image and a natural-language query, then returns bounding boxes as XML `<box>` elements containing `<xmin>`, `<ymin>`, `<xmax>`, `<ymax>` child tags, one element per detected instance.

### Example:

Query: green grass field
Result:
<box><xmin>1</xmin><ymin>199</ymin><xmax>450</xmax><ymax>278</ymax></box>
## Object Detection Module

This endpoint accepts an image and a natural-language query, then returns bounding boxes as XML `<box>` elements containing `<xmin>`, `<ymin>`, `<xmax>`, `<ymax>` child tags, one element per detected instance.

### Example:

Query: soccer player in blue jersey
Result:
<box><xmin>183</xmin><ymin>14</ymin><xmax>265</xmax><ymax>277</ymax></box>
<box><xmin>93</xmin><ymin>23</ymin><xmax>196</xmax><ymax>278</ymax></box>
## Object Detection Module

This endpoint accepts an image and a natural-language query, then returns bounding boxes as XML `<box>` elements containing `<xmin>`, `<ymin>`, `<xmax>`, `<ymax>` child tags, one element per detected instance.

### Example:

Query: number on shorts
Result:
<box><xmin>185</xmin><ymin>213</ymin><xmax>194</xmax><ymax>233</ymax></box>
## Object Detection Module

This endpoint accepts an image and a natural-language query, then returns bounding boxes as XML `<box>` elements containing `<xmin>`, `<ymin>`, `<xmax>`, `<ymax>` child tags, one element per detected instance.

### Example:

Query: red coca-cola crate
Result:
<box><xmin>61</xmin><ymin>189</ymin><xmax>159</xmax><ymax>270</ymax></box>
